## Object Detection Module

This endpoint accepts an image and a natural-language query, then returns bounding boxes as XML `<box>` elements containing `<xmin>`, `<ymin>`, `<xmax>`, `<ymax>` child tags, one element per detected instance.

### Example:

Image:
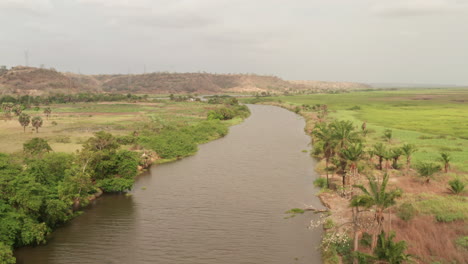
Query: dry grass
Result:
<box><xmin>392</xmin><ymin>216</ymin><xmax>468</xmax><ymax>263</ymax></box>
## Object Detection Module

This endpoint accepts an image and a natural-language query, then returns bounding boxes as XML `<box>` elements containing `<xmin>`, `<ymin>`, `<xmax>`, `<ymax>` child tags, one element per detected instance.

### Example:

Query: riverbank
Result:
<box><xmin>1</xmin><ymin>97</ymin><xmax>250</xmax><ymax>263</ymax></box>
<box><xmin>243</xmin><ymin>90</ymin><xmax>468</xmax><ymax>264</ymax></box>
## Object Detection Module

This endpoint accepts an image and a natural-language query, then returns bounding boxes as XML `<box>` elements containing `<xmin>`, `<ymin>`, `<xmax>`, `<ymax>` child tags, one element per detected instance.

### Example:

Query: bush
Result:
<box><xmin>116</xmin><ymin>135</ymin><xmax>137</xmax><ymax>145</ymax></box>
<box><xmin>314</xmin><ymin>177</ymin><xmax>327</xmax><ymax>188</ymax></box>
<box><xmin>455</xmin><ymin>236</ymin><xmax>468</xmax><ymax>250</ymax></box>
<box><xmin>397</xmin><ymin>202</ymin><xmax>417</xmax><ymax>221</ymax></box>
<box><xmin>435</xmin><ymin>212</ymin><xmax>465</xmax><ymax>223</ymax></box>
<box><xmin>139</xmin><ymin>130</ymin><xmax>197</xmax><ymax>159</ymax></box>
<box><xmin>347</xmin><ymin>105</ymin><xmax>361</xmax><ymax>110</ymax></box>
<box><xmin>360</xmin><ymin>232</ymin><xmax>372</xmax><ymax>248</ymax></box>
<box><xmin>0</xmin><ymin>242</ymin><xmax>15</xmax><ymax>264</ymax></box>
<box><xmin>448</xmin><ymin>178</ymin><xmax>465</xmax><ymax>194</ymax></box>
<box><xmin>97</xmin><ymin>178</ymin><xmax>134</xmax><ymax>192</ymax></box>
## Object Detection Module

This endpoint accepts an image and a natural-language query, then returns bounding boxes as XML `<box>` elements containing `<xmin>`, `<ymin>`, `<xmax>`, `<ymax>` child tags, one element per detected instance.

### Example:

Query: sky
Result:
<box><xmin>0</xmin><ymin>0</ymin><xmax>467</xmax><ymax>84</ymax></box>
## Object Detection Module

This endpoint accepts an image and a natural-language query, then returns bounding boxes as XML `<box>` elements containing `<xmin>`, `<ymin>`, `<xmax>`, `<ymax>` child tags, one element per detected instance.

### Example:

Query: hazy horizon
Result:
<box><xmin>1</xmin><ymin>0</ymin><xmax>468</xmax><ymax>85</ymax></box>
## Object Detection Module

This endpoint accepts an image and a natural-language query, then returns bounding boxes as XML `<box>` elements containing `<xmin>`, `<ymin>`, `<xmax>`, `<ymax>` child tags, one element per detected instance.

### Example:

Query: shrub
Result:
<box><xmin>397</xmin><ymin>202</ymin><xmax>417</xmax><ymax>221</ymax></box>
<box><xmin>314</xmin><ymin>177</ymin><xmax>327</xmax><ymax>188</ymax></box>
<box><xmin>139</xmin><ymin>130</ymin><xmax>197</xmax><ymax>159</ymax></box>
<box><xmin>360</xmin><ymin>232</ymin><xmax>372</xmax><ymax>248</ymax></box>
<box><xmin>455</xmin><ymin>236</ymin><xmax>468</xmax><ymax>250</ymax></box>
<box><xmin>97</xmin><ymin>178</ymin><xmax>134</xmax><ymax>192</ymax></box>
<box><xmin>347</xmin><ymin>105</ymin><xmax>361</xmax><ymax>110</ymax></box>
<box><xmin>448</xmin><ymin>178</ymin><xmax>465</xmax><ymax>194</ymax></box>
<box><xmin>323</xmin><ymin>218</ymin><xmax>335</xmax><ymax>229</ymax></box>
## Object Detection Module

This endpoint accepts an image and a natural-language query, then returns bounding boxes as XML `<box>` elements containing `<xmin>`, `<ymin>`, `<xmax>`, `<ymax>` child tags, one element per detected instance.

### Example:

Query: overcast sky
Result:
<box><xmin>1</xmin><ymin>0</ymin><xmax>467</xmax><ymax>84</ymax></box>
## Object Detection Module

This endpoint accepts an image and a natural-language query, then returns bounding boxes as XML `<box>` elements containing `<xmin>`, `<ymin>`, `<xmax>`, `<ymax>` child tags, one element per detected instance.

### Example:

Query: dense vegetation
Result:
<box><xmin>0</xmin><ymin>132</ymin><xmax>139</xmax><ymax>264</ymax></box>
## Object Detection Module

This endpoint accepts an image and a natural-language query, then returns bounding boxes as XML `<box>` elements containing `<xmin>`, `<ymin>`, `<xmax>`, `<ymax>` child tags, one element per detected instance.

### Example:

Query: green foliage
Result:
<box><xmin>18</xmin><ymin>113</ymin><xmax>30</xmax><ymax>132</ymax></box>
<box><xmin>323</xmin><ymin>218</ymin><xmax>335</xmax><ymax>229</ymax></box>
<box><xmin>416</xmin><ymin>194</ymin><xmax>467</xmax><ymax>222</ymax></box>
<box><xmin>416</xmin><ymin>162</ymin><xmax>441</xmax><ymax>183</ymax></box>
<box><xmin>455</xmin><ymin>236</ymin><xmax>468</xmax><ymax>250</ymax></box>
<box><xmin>25</xmin><ymin>153</ymin><xmax>73</xmax><ymax>185</ymax></box>
<box><xmin>383</xmin><ymin>129</ymin><xmax>393</xmax><ymax>141</ymax></box>
<box><xmin>448</xmin><ymin>178</ymin><xmax>465</xmax><ymax>194</ymax></box>
<box><xmin>374</xmin><ymin>231</ymin><xmax>412</xmax><ymax>264</ymax></box>
<box><xmin>314</xmin><ymin>177</ymin><xmax>328</xmax><ymax>188</ymax></box>
<box><xmin>97</xmin><ymin>178</ymin><xmax>134</xmax><ymax>192</ymax></box>
<box><xmin>0</xmin><ymin>242</ymin><xmax>15</xmax><ymax>264</ymax></box>
<box><xmin>347</xmin><ymin>105</ymin><xmax>361</xmax><ymax>110</ymax></box>
<box><xmin>397</xmin><ymin>202</ymin><xmax>417</xmax><ymax>221</ymax></box>
<box><xmin>31</xmin><ymin>116</ymin><xmax>43</xmax><ymax>132</ymax></box>
<box><xmin>23</xmin><ymin>138</ymin><xmax>52</xmax><ymax>156</ymax></box>
<box><xmin>139</xmin><ymin>129</ymin><xmax>197</xmax><ymax>159</ymax></box>
<box><xmin>285</xmin><ymin>208</ymin><xmax>305</xmax><ymax>214</ymax></box>
<box><xmin>207</xmin><ymin>104</ymin><xmax>250</xmax><ymax>121</ymax></box>
<box><xmin>83</xmin><ymin>131</ymin><xmax>120</xmax><ymax>152</ymax></box>
<box><xmin>360</xmin><ymin>232</ymin><xmax>372</xmax><ymax>248</ymax></box>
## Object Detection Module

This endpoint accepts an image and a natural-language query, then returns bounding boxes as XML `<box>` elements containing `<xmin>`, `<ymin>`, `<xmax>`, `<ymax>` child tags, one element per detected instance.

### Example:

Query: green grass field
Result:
<box><xmin>0</xmin><ymin>101</ymin><xmax>219</xmax><ymax>153</ymax></box>
<box><xmin>273</xmin><ymin>89</ymin><xmax>468</xmax><ymax>172</ymax></box>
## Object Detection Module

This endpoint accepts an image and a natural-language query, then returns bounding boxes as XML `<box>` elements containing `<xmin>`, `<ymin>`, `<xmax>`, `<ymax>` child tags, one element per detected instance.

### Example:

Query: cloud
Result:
<box><xmin>371</xmin><ymin>0</ymin><xmax>468</xmax><ymax>17</ymax></box>
<box><xmin>0</xmin><ymin>0</ymin><xmax>53</xmax><ymax>15</ymax></box>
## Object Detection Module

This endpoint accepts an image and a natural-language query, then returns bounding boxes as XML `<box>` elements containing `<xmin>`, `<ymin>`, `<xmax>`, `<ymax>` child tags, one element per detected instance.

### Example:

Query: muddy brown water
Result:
<box><xmin>15</xmin><ymin>104</ymin><xmax>323</xmax><ymax>264</ymax></box>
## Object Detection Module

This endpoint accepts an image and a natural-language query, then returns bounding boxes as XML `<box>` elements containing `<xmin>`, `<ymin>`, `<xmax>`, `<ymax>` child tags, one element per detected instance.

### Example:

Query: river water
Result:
<box><xmin>15</xmin><ymin>104</ymin><xmax>323</xmax><ymax>264</ymax></box>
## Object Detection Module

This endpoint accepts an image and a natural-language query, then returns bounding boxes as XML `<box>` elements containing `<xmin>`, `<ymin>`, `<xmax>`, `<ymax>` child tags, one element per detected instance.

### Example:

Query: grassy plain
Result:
<box><xmin>0</xmin><ymin>101</ymin><xmax>221</xmax><ymax>153</ymax></box>
<box><xmin>276</xmin><ymin>89</ymin><xmax>468</xmax><ymax>172</ymax></box>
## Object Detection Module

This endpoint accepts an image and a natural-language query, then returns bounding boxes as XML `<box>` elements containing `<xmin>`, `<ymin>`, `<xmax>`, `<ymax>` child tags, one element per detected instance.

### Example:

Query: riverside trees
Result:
<box><xmin>0</xmin><ymin>132</ymin><xmax>140</xmax><ymax>263</ymax></box>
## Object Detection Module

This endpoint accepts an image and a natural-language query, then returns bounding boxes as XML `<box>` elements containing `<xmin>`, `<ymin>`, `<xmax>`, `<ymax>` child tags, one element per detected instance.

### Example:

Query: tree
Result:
<box><xmin>352</xmin><ymin>173</ymin><xmax>402</xmax><ymax>250</ymax></box>
<box><xmin>374</xmin><ymin>231</ymin><xmax>412</xmax><ymax>264</ymax></box>
<box><xmin>439</xmin><ymin>152</ymin><xmax>451</xmax><ymax>173</ymax></box>
<box><xmin>312</xmin><ymin>122</ymin><xmax>337</xmax><ymax>188</ymax></box>
<box><xmin>330</xmin><ymin>120</ymin><xmax>361</xmax><ymax>186</ymax></box>
<box><xmin>383</xmin><ymin>129</ymin><xmax>392</xmax><ymax>142</ymax></box>
<box><xmin>12</xmin><ymin>105</ymin><xmax>23</xmax><ymax>116</ymax></box>
<box><xmin>23</xmin><ymin>138</ymin><xmax>52</xmax><ymax>156</ymax></box>
<box><xmin>341</xmin><ymin>142</ymin><xmax>364</xmax><ymax>181</ymax></box>
<box><xmin>0</xmin><ymin>242</ymin><xmax>15</xmax><ymax>264</ymax></box>
<box><xmin>401</xmin><ymin>144</ymin><xmax>417</xmax><ymax>171</ymax></box>
<box><xmin>372</xmin><ymin>143</ymin><xmax>387</xmax><ymax>170</ymax></box>
<box><xmin>31</xmin><ymin>116</ymin><xmax>43</xmax><ymax>133</ymax></box>
<box><xmin>43</xmin><ymin>107</ymin><xmax>52</xmax><ymax>120</ymax></box>
<box><xmin>390</xmin><ymin>147</ymin><xmax>403</xmax><ymax>169</ymax></box>
<box><xmin>416</xmin><ymin>162</ymin><xmax>441</xmax><ymax>184</ymax></box>
<box><xmin>83</xmin><ymin>131</ymin><xmax>120</xmax><ymax>152</ymax></box>
<box><xmin>448</xmin><ymin>178</ymin><xmax>465</xmax><ymax>195</ymax></box>
<box><xmin>18</xmin><ymin>113</ymin><xmax>30</xmax><ymax>132</ymax></box>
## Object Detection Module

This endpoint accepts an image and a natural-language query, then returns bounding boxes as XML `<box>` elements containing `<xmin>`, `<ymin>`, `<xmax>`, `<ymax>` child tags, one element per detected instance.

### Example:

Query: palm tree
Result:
<box><xmin>416</xmin><ymin>162</ymin><xmax>441</xmax><ymax>183</ymax></box>
<box><xmin>341</xmin><ymin>142</ymin><xmax>364</xmax><ymax>183</ymax></box>
<box><xmin>18</xmin><ymin>113</ymin><xmax>30</xmax><ymax>132</ymax></box>
<box><xmin>31</xmin><ymin>116</ymin><xmax>43</xmax><ymax>133</ymax></box>
<box><xmin>401</xmin><ymin>144</ymin><xmax>417</xmax><ymax>172</ymax></box>
<box><xmin>439</xmin><ymin>152</ymin><xmax>451</xmax><ymax>173</ymax></box>
<box><xmin>330</xmin><ymin>120</ymin><xmax>361</xmax><ymax>186</ymax></box>
<box><xmin>373</xmin><ymin>143</ymin><xmax>387</xmax><ymax>170</ymax></box>
<box><xmin>390</xmin><ymin>147</ymin><xmax>403</xmax><ymax>169</ymax></box>
<box><xmin>312</xmin><ymin>122</ymin><xmax>337</xmax><ymax>188</ymax></box>
<box><xmin>352</xmin><ymin>173</ymin><xmax>402</xmax><ymax>250</ymax></box>
<box><xmin>330</xmin><ymin>120</ymin><xmax>360</xmax><ymax>149</ymax></box>
<box><xmin>374</xmin><ymin>231</ymin><xmax>412</xmax><ymax>264</ymax></box>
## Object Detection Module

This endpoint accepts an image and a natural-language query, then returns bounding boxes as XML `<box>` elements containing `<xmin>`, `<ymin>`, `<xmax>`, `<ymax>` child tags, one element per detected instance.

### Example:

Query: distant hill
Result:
<box><xmin>0</xmin><ymin>66</ymin><xmax>371</xmax><ymax>95</ymax></box>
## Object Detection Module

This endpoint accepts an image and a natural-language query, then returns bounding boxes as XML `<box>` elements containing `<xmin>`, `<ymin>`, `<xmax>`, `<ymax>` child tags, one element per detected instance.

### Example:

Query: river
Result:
<box><xmin>15</xmin><ymin>104</ymin><xmax>323</xmax><ymax>264</ymax></box>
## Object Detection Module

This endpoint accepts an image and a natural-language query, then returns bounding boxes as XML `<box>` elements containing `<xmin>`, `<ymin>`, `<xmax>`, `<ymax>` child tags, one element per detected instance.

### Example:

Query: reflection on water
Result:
<box><xmin>15</xmin><ymin>104</ymin><xmax>323</xmax><ymax>264</ymax></box>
